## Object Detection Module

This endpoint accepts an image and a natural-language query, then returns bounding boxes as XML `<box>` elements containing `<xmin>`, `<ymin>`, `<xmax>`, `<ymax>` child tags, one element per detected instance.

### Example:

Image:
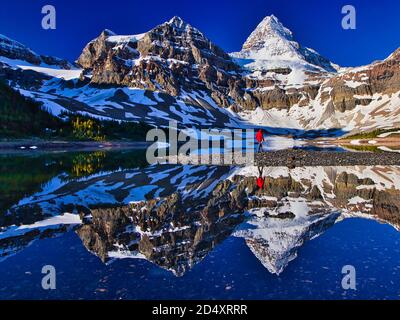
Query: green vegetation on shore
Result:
<box><xmin>0</xmin><ymin>150</ymin><xmax>149</xmax><ymax>222</ymax></box>
<box><xmin>0</xmin><ymin>81</ymin><xmax>152</xmax><ymax>141</ymax></box>
<box><xmin>345</xmin><ymin>128</ymin><xmax>400</xmax><ymax>140</ymax></box>
<box><xmin>343</xmin><ymin>144</ymin><xmax>382</xmax><ymax>152</ymax></box>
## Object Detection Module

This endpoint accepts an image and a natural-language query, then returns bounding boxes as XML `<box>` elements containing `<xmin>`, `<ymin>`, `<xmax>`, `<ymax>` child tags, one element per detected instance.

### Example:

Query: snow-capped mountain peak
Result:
<box><xmin>239</xmin><ymin>15</ymin><xmax>301</xmax><ymax>61</ymax></box>
<box><xmin>242</xmin><ymin>14</ymin><xmax>296</xmax><ymax>54</ymax></box>
<box><xmin>232</xmin><ymin>14</ymin><xmax>337</xmax><ymax>73</ymax></box>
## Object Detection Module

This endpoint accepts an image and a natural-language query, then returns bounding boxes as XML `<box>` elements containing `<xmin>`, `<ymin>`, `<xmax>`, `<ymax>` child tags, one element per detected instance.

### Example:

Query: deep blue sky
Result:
<box><xmin>0</xmin><ymin>0</ymin><xmax>399</xmax><ymax>67</ymax></box>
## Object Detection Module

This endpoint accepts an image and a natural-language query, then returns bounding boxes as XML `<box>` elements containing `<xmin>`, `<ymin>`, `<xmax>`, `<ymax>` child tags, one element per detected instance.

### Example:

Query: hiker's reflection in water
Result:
<box><xmin>256</xmin><ymin>166</ymin><xmax>265</xmax><ymax>190</ymax></box>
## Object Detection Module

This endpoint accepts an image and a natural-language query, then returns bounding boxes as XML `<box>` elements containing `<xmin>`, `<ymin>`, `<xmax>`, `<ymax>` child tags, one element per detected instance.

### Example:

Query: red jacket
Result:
<box><xmin>257</xmin><ymin>177</ymin><xmax>264</xmax><ymax>189</ymax></box>
<box><xmin>256</xmin><ymin>130</ymin><xmax>264</xmax><ymax>143</ymax></box>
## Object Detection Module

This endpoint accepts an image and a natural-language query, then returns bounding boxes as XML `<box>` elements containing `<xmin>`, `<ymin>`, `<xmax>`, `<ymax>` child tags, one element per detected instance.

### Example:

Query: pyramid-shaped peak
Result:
<box><xmin>232</xmin><ymin>14</ymin><xmax>336</xmax><ymax>72</ymax></box>
<box><xmin>239</xmin><ymin>14</ymin><xmax>297</xmax><ymax>58</ymax></box>
<box><xmin>238</xmin><ymin>15</ymin><xmax>301</xmax><ymax>60</ymax></box>
<box><xmin>246</xmin><ymin>14</ymin><xmax>294</xmax><ymax>45</ymax></box>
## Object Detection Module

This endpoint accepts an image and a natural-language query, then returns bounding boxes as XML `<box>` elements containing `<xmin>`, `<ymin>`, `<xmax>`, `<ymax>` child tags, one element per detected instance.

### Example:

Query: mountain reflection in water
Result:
<box><xmin>1</xmin><ymin>151</ymin><xmax>400</xmax><ymax>280</ymax></box>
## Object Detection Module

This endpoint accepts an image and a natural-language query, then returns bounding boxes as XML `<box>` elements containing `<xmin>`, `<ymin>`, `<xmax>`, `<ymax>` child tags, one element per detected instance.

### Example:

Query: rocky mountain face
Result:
<box><xmin>2</xmin><ymin>163</ymin><xmax>400</xmax><ymax>274</ymax></box>
<box><xmin>0</xmin><ymin>15</ymin><xmax>399</xmax><ymax>133</ymax></box>
<box><xmin>77</xmin><ymin>17</ymin><xmax>239</xmax><ymax>107</ymax></box>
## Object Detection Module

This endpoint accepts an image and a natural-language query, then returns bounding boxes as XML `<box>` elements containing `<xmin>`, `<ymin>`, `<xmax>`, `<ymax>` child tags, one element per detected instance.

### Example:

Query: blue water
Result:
<box><xmin>1</xmin><ymin>218</ymin><xmax>400</xmax><ymax>300</ymax></box>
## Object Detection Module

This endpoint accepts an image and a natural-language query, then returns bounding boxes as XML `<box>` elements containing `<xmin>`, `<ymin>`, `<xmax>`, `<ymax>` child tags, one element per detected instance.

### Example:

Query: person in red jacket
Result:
<box><xmin>256</xmin><ymin>176</ymin><xmax>265</xmax><ymax>190</ymax></box>
<box><xmin>256</xmin><ymin>129</ymin><xmax>265</xmax><ymax>153</ymax></box>
<box><xmin>256</xmin><ymin>166</ymin><xmax>265</xmax><ymax>190</ymax></box>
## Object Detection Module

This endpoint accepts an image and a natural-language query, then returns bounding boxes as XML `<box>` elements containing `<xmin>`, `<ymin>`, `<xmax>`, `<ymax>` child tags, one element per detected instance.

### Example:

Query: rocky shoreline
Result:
<box><xmin>256</xmin><ymin>149</ymin><xmax>400</xmax><ymax>167</ymax></box>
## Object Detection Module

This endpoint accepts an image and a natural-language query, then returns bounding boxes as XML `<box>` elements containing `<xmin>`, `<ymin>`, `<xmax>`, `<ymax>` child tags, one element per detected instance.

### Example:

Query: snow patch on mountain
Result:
<box><xmin>0</xmin><ymin>56</ymin><xmax>82</xmax><ymax>80</ymax></box>
<box><xmin>106</xmin><ymin>33</ymin><xmax>146</xmax><ymax>44</ymax></box>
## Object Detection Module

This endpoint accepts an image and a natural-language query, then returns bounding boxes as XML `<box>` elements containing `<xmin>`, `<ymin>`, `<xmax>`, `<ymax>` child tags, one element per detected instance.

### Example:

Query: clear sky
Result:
<box><xmin>0</xmin><ymin>0</ymin><xmax>399</xmax><ymax>67</ymax></box>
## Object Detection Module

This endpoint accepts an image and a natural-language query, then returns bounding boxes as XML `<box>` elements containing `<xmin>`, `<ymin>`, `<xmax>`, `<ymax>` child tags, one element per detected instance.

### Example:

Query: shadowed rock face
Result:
<box><xmin>322</xmin><ymin>51</ymin><xmax>400</xmax><ymax>111</ymax></box>
<box><xmin>2</xmin><ymin>164</ymin><xmax>400</xmax><ymax>275</ymax></box>
<box><xmin>76</xmin><ymin>202</ymin><xmax>244</xmax><ymax>276</ymax></box>
<box><xmin>75</xmin><ymin>171</ymin><xmax>248</xmax><ymax>275</ymax></box>
<box><xmin>0</xmin><ymin>35</ymin><xmax>72</xmax><ymax>69</ymax></box>
<box><xmin>0</xmin><ymin>34</ymin><xmax>42</xmax><ymax>65</ymax></box>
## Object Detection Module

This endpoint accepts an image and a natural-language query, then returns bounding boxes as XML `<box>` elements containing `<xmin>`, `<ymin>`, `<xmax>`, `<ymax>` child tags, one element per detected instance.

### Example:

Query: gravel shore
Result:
<box><xmin>256</xmin><ymin>149</ymin><xmax>400</xmax><ymax>167</ymax></box>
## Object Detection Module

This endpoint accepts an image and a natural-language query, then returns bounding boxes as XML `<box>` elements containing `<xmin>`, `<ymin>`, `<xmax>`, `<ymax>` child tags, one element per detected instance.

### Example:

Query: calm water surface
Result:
<box><xmin>1</xmin><ymin>149</ymin><xmax>400</xmax><ymax>300</ymax></box>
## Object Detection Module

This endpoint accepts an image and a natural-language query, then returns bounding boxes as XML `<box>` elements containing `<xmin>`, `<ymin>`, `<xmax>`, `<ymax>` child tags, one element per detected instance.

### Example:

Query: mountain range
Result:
<box><xmin>1</xmin><ymin>15</ymin><xmax>400</xmax><ymax>135</ymax></box>
<box><xmin>2</xmin><ymin>163</ymin><xmax>400</xmax><ymax>276</ymax></box>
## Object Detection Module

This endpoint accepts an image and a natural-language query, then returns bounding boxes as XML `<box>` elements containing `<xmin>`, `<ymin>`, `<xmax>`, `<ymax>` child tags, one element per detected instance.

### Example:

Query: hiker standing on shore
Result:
<box><xmin>256</xmin><ymin>129</ymin><xmax>265</xmax><ymax>153</ymax></box>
